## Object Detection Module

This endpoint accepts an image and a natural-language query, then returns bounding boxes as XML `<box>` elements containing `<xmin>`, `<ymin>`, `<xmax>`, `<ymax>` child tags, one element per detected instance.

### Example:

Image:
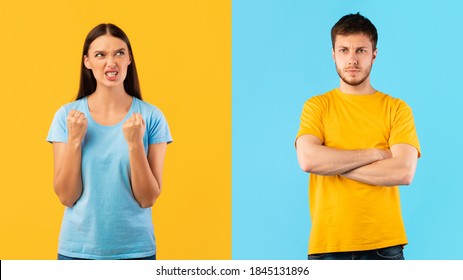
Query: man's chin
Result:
<box><xmin>340</xmin><ymin>74</ymin><xmax>370</xmax><ymax>87</ymax></box>
<box><xmin>342</xmin><ymin>79</ymin><xmax>364</xmax><ymax>86</ymax></box>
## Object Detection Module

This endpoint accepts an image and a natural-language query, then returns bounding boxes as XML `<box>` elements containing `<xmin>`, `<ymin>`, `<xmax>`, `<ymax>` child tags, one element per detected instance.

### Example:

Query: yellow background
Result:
<box><xmin>0</xmin><ymin>0</ymin><xmax>231</xmax><ymax>259</ymax></box>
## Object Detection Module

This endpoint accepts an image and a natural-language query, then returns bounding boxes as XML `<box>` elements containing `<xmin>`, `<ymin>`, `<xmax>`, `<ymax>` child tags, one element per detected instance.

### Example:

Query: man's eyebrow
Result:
<box><xmin>337</xmin><ymin>45</ymin><xmax>369</xmax><ymax>49</ymax></box>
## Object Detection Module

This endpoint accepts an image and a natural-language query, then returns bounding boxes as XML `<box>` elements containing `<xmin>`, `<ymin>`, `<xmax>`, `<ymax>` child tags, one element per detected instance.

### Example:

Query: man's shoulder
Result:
<box><xmin>302</xmin><ymin>89</ymin><xmax>338</xmax><ymax>108</ymax></box>
<box><xmin>376</xmin><ymin>91</ymin><xmax>410</xmax><ymax>107</ymax></box>
<box><xmin>305</xmin><ymin>89</ymin><xmax>335</xmax><ymax>101</ymax></box>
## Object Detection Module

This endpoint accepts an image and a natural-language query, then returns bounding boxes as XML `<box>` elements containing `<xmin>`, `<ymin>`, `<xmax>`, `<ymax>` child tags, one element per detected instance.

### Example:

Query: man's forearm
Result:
<box><xmin>296</xmin><ymin>134</ymin><xmax>391</xmax><ymax>176</ymax></box>
<box><xmin>341</xmin><ymin>144</ymin><xmax>418</xmax><ymax>186</ymax></box>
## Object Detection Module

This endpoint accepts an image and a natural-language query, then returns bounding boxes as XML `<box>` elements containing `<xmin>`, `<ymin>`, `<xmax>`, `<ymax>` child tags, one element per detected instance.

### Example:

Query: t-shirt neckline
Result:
<box><xmin>83</xmin><ymin>96</ymin><xmax>136</xmax><ymax>128</ymax></box>
<box><xmin>333</xmin><ymin>88</ymin><xmax>381</xmax><ymax>101</ymax></box>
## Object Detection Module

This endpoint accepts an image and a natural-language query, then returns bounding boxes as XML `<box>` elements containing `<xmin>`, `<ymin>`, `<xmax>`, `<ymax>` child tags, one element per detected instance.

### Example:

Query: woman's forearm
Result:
<box><xmin>128</xmin><ymin>143</ymin><xmax>161</xmax><ymax>208</ymax></box>
<box><xmin>53</xmin><ymin>141</ymin><xmax>83</xmax><ymax>207</ymax></box>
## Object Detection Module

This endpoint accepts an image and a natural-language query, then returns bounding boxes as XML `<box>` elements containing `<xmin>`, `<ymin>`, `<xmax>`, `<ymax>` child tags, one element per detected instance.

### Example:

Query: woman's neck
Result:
<box><xmin>88</xmin><ymin>86</ymin><xmax>132</xmax><ymax>113</ymax></box>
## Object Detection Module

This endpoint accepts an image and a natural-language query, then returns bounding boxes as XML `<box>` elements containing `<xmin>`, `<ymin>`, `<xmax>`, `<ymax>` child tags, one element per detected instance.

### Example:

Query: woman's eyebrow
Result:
<box><xmin>92</xmin><ymin>48</ymin><xmax>127</xmax><ymax>53</ymax></box>
<box><xmin>114</xmin><ymin>48</ymin><xmax>127</xmax><ymax>52</ymax></box>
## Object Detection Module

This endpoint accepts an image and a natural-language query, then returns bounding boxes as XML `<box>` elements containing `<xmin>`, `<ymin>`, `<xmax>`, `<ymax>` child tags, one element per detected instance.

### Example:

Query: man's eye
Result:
<box><xmin>340</xmin><ymin>49</ymin><xmax>347</xmax><ymax>53</ymax></box>
<box><xmin>357</xmin><ymin>49</ymin><xmax>366</xmax><ymax>53</ymax></box>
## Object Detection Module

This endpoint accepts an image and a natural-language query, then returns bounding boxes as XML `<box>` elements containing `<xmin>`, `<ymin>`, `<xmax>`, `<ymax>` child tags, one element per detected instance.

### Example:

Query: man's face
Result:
<box><xmin>332</xmin><ymin>33</ymin><xmax>377</xmax><ymax>87</ymax></box>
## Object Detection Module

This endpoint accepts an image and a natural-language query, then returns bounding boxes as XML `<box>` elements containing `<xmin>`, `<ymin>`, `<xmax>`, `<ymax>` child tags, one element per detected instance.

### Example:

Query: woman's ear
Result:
<box><xmin>84</xmin><ymin>55</ymin><xmax>91</xmax><ymax>69</ymax></box>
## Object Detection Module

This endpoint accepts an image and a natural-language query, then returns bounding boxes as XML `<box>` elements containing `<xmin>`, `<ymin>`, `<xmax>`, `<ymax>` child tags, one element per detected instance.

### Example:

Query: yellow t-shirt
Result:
<box><xmin>296</xmin><ymin>88</ymin><xmax>421</xmax><ymax>255</ymax></box>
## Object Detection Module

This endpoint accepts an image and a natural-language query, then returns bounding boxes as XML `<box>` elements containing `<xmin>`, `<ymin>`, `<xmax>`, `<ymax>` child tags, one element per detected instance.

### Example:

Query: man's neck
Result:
<box><xmin>339</xmin><ymin>80</ymin><xmax>376</xmax><ymax>95</ymax></box>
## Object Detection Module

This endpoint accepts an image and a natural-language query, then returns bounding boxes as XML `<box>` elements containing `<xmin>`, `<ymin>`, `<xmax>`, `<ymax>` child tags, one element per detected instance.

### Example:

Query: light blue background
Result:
<box><xmin>232</xmin><ymin>0</ymin><xmax>463</xmax><ymax>260</ymax></box>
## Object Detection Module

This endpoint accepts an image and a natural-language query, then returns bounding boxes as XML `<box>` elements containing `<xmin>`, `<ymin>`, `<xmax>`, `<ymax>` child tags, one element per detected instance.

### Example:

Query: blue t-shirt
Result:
<box><xmin>47</xmin><ymin>96</ymin><xmax>172</xmax><ymax>259</ymax></box>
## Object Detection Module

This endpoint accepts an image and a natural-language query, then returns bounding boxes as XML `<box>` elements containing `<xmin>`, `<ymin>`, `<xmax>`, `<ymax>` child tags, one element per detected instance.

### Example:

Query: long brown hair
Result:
<box><xmin>76</xmin><ymin>23</ymin><xmax>142</xmax><ymax>100</ymax></box>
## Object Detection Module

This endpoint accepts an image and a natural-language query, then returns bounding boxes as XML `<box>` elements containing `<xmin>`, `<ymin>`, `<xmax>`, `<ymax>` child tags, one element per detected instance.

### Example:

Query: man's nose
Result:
<box><xmin>348</xmin><ymin>53</ymin><xmax>358</xmax><ymax>65</ymax></box>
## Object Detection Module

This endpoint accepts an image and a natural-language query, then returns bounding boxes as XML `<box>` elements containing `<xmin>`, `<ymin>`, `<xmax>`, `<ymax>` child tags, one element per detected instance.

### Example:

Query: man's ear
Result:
<box><xmin>372</xmin><ymin>48</ymin><xmax>378</xmax><ymax>63</ymax></box>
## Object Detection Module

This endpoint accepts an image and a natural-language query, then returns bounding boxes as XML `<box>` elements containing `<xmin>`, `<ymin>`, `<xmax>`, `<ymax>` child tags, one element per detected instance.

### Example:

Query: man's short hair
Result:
<box><xmin>331</xmin><ymin>13</ymin><xmax>378</xmax><ymax>49</ymax></box>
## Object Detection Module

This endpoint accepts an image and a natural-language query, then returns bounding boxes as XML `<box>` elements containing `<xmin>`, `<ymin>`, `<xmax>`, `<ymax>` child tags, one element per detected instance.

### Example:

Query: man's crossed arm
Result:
<box><xmin>296</xmin><ymin>134</ymin><xmax>418</xmax><ymax>186</ymax></box>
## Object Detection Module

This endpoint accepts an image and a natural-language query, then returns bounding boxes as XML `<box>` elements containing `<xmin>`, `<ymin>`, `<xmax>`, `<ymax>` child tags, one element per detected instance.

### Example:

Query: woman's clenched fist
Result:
<box><xmin>67</xmin><ymin>110</ymin><xmax>88</xmax><ymax>143</ymax></box>
<box><xmin>123</xmin><ymin>113</ymin><xmax>145</xmax><ymax>147</ymax></box>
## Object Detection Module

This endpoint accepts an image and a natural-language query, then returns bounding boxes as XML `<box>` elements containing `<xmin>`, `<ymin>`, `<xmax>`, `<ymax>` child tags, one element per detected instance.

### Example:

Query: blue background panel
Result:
<box><xmin>232</xmin><ymin>0</ymin><xmax>463</xmax><ymax>260</ymax></box>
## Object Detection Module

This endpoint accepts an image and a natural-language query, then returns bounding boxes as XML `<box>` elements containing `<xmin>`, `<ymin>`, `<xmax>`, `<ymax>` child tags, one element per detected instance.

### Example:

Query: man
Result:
<box><xmin>295</xmin><ymin>13</ymin><xmax>420</xmax><ymax>260</ymax></box>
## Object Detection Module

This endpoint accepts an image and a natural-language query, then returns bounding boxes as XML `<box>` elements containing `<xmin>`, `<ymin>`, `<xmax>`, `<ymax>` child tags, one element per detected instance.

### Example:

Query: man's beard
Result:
<box><xmin>336</xmin><ymin>64</ymin><xmax>372</xmax><ymax>86</ymax></box>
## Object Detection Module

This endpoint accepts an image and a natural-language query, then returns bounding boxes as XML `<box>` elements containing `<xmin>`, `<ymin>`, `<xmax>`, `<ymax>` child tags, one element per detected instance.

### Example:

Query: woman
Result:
<box><xmin>47</xmin><ymin>23</ymin><xmax>172</xmax><ymax>260</ymax></box>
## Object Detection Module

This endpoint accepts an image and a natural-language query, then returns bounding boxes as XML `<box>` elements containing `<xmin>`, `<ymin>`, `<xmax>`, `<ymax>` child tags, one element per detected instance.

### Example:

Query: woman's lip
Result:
<box><xmin>105</xmin><ymin>72</ymin><xmax>118</xmax><ymax>81</ymax></box>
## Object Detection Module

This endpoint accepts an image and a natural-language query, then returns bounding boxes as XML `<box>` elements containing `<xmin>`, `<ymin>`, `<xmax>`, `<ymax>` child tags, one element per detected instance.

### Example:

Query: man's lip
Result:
<box><xmin>345</xmin><ymin>69</ymin><xmax>360</xmax><ymax>75</ymax></box>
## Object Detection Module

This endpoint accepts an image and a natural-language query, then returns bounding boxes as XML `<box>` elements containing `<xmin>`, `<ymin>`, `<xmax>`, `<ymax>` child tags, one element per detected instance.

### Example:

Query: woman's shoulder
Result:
<box><xmin>133</xmin><ymin>98</ymin><xmax>164</xmax><ymax>116</ymax></box>
<box><xmin>53</xmin><ymin>98</ymin><xmax>87</xmax><ymax>117</ymax></box>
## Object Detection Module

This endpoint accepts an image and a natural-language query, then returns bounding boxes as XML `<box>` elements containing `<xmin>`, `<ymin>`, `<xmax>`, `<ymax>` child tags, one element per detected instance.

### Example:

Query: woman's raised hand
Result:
<box><xmin>67</xmin><ymin>110</ymin><xmax>88</xmax><ymax>143</ymax></box>
<box><xmin>123</xmin><ymin>113</ymin><xmax>145</xmax><ymax>147</ymax></box>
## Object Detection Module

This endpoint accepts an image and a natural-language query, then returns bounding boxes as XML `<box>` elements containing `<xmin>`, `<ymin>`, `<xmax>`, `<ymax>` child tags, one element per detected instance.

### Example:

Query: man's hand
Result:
<box><xmin>296</xmin><ymin>134</ymin><xmax>391</xmax><ymax>176</ymax></box>
<box><xmin>341</xmin><ymin>144</ymin><xmax>419</xmax><ymax>186</ymax></box>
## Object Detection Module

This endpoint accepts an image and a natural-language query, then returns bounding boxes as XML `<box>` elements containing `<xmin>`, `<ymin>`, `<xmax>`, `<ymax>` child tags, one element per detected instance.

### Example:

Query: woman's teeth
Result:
<box><xmin>106</xmin><ymin>72</ymin><xmax>117</xmax><ymax>77</ymax></box>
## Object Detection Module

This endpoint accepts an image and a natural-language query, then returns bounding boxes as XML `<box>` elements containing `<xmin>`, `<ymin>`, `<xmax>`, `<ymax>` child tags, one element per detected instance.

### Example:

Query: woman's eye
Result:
<box><xmin>116</xmin><ymin>51</ymin><xmax>125</xmax><ymax>56</ymax></box>
<box><xmin>95</xmin><ymin>53</ymin><xmax>104</xmax><ymax>57</ymax></box>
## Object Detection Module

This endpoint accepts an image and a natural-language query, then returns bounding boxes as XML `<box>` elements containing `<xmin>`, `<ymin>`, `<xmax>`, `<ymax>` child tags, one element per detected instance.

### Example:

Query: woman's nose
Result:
<box><xmin>106</xmin><ymin>55</ymin><xmax>116</xmax><ymax>66</ymax></box>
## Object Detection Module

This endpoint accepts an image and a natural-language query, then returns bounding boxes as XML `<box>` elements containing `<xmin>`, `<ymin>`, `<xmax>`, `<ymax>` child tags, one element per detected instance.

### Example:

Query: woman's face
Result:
<box><xmin>84</xmin><ymin>35</ymin><xmax>131</xmax><ymax>90</ymax></box>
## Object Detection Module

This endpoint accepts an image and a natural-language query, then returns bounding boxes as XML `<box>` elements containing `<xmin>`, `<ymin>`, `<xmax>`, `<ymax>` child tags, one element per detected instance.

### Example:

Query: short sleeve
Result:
<box><xmin>389</xmin><ymin>100</ymin><xmax>421</xmax><ymax>157</ymax></box>
<box><xmin>147</xmin><ymin>108</ymin><xmax>173</xmax><ymax>145</ymax></box>
<box><xmin>295</xmin><ymin>96</ymin><xmax>326</xmax><ymax>143</ymax></box>
<box><xmin>47</xmin><ymin>106</ymin><xmax>68</xmax><ymax>143</ymax></box>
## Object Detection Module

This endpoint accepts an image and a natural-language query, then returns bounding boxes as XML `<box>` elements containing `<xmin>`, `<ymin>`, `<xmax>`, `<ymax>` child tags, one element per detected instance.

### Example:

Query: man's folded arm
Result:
<box><xmin>341</xmin><ymin>143</ymin><xmax>419</xmax><ymax>186</ymax></box>
<box><xmin>296</xmin><ymin>134</ymin><xmax>392</xmax><ymax>176</ymax></box>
